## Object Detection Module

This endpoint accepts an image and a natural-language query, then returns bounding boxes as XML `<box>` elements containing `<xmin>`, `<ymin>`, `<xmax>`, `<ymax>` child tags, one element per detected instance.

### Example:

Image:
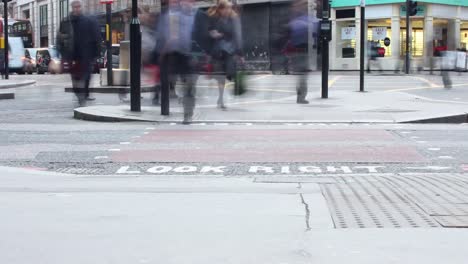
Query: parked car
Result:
<box><xmin>8</xmin><ymin>37</ymin><xmax>26</xmax><ymax>74</ymax></box>
<box><xmin>48</xmin><ymin>47</ymin><xmax>65</xmax><ymax>74</ymax></box>
<box><xmin>36</xmin><ymin>48</ymin><xmax>51</xmax><ymax>74</ymax></box>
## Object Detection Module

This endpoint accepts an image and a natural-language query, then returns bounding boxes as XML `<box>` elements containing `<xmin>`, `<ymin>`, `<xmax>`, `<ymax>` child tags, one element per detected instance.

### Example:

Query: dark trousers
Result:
<box><xmin>290</xmin><ymin>51</ymin><xmax>309</xmax><ymax>100</ymax></box>
<box><xmin>71</xmin><ymin>61</ymin><xmax>92</xmax><ymax>100</ymax></box>
<box><xmin>160</xmin><ymin>52</ymin><xmax>196</xmax><ymax>116</ymax></box>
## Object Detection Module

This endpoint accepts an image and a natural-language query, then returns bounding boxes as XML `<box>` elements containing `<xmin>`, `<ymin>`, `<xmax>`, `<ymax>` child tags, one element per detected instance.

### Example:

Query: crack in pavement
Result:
<box><xmin>299</xmin><ymin>188</ymin><xmax>311</xmax><ymax>231</ymax></box>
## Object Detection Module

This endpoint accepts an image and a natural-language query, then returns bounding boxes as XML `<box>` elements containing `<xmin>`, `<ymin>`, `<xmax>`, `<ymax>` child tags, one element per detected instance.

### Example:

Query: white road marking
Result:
<box><xmin>120</xmin><ymin>142</ymin><xmax>131</xmax><ymax>145</ymax></box>
<box><xmin>401</xmin><ymin>131</ymin><xmax>412</xmax><ymax>134</ymax></box>
<box><xmin>108</xmin><ymin>149</ymin><xmax>121</xmax><ymax>152</ymax></box>
<box><xmin>131</xmin><ymin>136</ymin><xmax>141</xmax><ymax>138</ymax></box>
<box><xmin>438</xmin><ymin>156</ymin><xmax>454</xmax><ymax>159</ymax></box>
<box><xmin>94</xmin><ymin>156</ymin><xmax>109</xmax><ymax>160</ymax></box>
<box><xmin>417</xmin><ymin>141</ymin><xmax>427</xmax><ymax>144</ymax></box>
<box><xmin>145</xmin><ymin>127</ymin><xmax>155</xmax><ymax>130</ymax></box>
<box><xmin>428</xmin><ymin>148</ymin><xmax>440</xmax><ymax>151</ymax></box>
<box><xmin>143</xmin><ymin>132</ymin><xmax>149</xmax><ymax>134</ymax></box>
<box><xmin>411</xmin><ymin>136</ymin><xmax>420</xmax><ymax>139</ymax></box>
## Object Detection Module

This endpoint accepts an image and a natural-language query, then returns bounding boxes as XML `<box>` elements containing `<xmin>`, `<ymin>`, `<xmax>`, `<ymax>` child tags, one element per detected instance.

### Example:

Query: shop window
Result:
<box><xmin>336</xmin><ymin>9</ymin><xmax>355</xmax><ymax>19</ymax></box>
<box><xmin>367</xmin><ymin>27</ymin><xmax>392</xmax><ymax>57</ymax></box>
<box><xmin>336</xmin><ymin>21</ymin><xmax>356</xmax><ymax>58</ymax></box>
<box><xmin>461</xmin><ymin>29</ymin><xmax>468</xmax><ymax>50</ymax></box>
<box><xmin>400</xmin><ymin>29</ymin><xmax>424</xmax><ymax>57</ymax></box>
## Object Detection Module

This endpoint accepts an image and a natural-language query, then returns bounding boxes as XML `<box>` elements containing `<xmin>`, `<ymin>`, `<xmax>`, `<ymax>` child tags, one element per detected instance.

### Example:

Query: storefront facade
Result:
<box><xmin>330</xmin><ymin>0</ymin><xmax>468</xmax><ymax>70</ymax></box>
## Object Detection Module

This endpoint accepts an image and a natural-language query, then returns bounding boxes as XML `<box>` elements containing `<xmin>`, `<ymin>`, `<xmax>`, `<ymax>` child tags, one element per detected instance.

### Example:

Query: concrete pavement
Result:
<box><xmin>73</xmin><ymin>74</ymin><xmax>468</xmax><ymax>123</ymax></box>
<box><xmin>0</xmin><ymin>79</ymin><xmax>36</xmax><ymax>99</ymax></box>
<box><xmin>1</xmin><ymin>166</ymin><xmax>468</xmax><ymax>264</ymax></box>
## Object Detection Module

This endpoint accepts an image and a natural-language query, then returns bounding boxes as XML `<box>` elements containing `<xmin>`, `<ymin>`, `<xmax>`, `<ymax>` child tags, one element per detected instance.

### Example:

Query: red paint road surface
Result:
<box><xmin>113</xmin><ymin>129</ymin><xmax>426</xmax><ymax>163</ymax></box>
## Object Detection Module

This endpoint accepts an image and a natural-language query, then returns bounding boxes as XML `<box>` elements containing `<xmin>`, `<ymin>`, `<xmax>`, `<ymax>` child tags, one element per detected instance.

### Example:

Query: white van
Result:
<box><xmin>8</xmin><ymin>37</ymin><xmax>26</xmax><ymax>74</ymax></box>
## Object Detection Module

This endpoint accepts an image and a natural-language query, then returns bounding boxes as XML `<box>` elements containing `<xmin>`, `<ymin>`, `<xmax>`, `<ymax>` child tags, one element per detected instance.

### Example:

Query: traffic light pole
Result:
<box><xmin>106</xmin><ymin>3</ymin><xmax>113</xmax><ymax>86</ymax></box>
<box><xmin>130</xmin><ymin>0</ymin><xmax>141</xmax><ymax>112</ymax></box>
<box><xmin>359</xmin><ymin>1</ymin><xmax>365</xmax><ymax>92</ymax></box>
<box><xmin>405</xmin><ymin>0</ymin><xmax>410</xmax><ymax>74</ymax></box>
<box><xmin>4</xmin><ymin>0</ymin><xmax>9</xmax><ymax>79</ymax></box>
<box><xmin>321</xmin><ymin>0</ymin><xmax>330</xmax><ymax>99</ymax></box>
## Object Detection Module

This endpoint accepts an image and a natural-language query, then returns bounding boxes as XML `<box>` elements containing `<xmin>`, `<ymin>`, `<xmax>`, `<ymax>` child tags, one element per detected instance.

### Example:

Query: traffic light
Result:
<box><xmin>409</xmin><ymin>1</ymin><xmax>418</xmax><ymax>16</ymax></box>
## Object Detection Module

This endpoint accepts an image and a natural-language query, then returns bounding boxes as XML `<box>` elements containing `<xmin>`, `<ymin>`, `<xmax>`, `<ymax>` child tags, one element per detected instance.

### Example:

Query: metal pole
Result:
<box><xmin>106</xmin><ymin>3</ymin><xmax>113</xmax><ymax>86</ymax></box>
<box><xmin>321</xmin><ymin>0</ymin><xmax>329</xmax><ymax>99</ymax></box>
<box><xmin>130</xmin><ymin>0</ymin><xmax>141</xmax><ymax>112</ymax></box>
<box><xmin>359</xmin><ymin>2</ymin><xmax>365</xmax><ymax>92</ymax></box>
<box><xmin>4</xmin><ymin>0</ymin><xmax>9</xmax><ymax>79</ymax></box>
<box><xmin>405</xmin><ymin>0</ymin><xmax>410</xmax><ymax>74</ymax></box>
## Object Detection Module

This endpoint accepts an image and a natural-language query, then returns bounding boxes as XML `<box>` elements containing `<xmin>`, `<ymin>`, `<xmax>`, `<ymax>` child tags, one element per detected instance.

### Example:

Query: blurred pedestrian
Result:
<box><xmin>287</xmin><ymin>0</ymin><xmax>318</xmax><ymax>104</ymax></box>
<box><xmin>140</xmin><ymin>6</ymin><xmax>161</xmax><ymax>105</ymax></box>
<box><xmin>441</xmin><ymin>51</ymin><xmax>452</xmax><ymax>89</ymax></box>
<box><xmin>207</xmin><ymin>0</ymin><xmax>244</xmax><ymax>110</ymax></box>
<box><xmin>57</xmin><ymin>0</ymin><xmax>101</xmax><ymax>106</ymax></box>
<box><xmin>367</xmin><ymin>41</ymin><xmax>383</xmax><ymax>73</ymax></box>
<box><xmin>155</xmin><ymin>0</ymin><xmax>200</xmax><ymax>123</ymax></box>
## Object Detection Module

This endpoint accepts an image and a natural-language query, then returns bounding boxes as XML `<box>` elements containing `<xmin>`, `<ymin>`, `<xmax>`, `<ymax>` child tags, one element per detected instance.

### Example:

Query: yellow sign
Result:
<box><xmin>106</xmin><ymin>24</ymin><xmax>110</xmax><ymax>42</ymax></box>
<box><xmin>0</xmin><ymin>37</ymin><xmax>4</xmax><ymax>49</ymax></box>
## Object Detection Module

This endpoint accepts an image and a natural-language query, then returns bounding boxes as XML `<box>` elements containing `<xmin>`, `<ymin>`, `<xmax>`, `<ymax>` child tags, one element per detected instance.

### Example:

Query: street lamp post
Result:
<box><xmin>405</xmin><ymin>0</ymin><xmax>410</xmax><ymax>74</ymax></box>
<box><xmin>359</xmin><ymin>0</ymin><xmax>365</xmax><ymax>92</ymax></box>
<box><xmin>105</xmin><ymin>2</ymin><xmax>113</xmax><ymax>86</ymax></box>
<box><xmin>129</xmin><ymin>0</ymin><xmax>141</xmax><ymax>112</ymax></box>
<box><xmin>3</xmin><ymin>0</ymin><xmax>10</xmax><ymax>79</ymax></box>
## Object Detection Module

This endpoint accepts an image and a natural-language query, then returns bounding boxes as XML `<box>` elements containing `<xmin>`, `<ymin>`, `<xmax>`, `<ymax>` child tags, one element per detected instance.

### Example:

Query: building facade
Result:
<box><xmin>9</xmin><ymin>0</ymin><xmax>159</xmax><ymax>48</ymax></box>
<box><xmin>331</xmin><ymin>0</ymin><xmax>468</xmax><ymax>70</ymax></box>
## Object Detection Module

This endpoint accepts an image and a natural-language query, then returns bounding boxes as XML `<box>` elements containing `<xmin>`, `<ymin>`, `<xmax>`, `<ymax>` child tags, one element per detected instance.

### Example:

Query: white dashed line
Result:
<box><xmin>108</xmin><ymin>149</ymin><xmax>121</xmax><ymax>152</ymax></box>
<box><xmin>94</xmin><ymin>156</ymin><xmax>109</xmax><ymax>160</ymax></box>
<box><xmin>411</xmin><ymin>136</ymin><xmax>420</xmax><ymax>139</ymax></box>
<box><xmin>438</xmin><ymin>156</ymin><xmax>454</xmax><ymax>160</ymax></box>
<box><xmin>401</xmin><ymin>131</ymin><xmax>412</xmax><ymax>134</ymax></box>
<box><xmin>143</xmin><ymin>132</ymin><xmax>149</xmax><ymax>135</ymax></box>
<box><xmin>145</xmin><ymin>127</ymin><xmax>156</xmax><ymax>130</ymax></box>
<box><xmin>428</xmin><ymin>148</ymin><xmax>440</xmax><ymax>151</ymax></box>
<box><xmin>170</xmin><ymin>123</ymin><xmax>177</xmax><ymax>125</ymax></box>
<box><xmin>416</xmin><ymin>141</ymin><xmax>427</xmax><ymax>144</ymax></box>
<box><xmin>120</xmin><ymin>142</ymin><xmax>131</xmax><ymax>145</ymax></box>
<box><xmin>132</xmin><ymin>136</ymin><xmax>141</xmax><ymax>139</ymax></box>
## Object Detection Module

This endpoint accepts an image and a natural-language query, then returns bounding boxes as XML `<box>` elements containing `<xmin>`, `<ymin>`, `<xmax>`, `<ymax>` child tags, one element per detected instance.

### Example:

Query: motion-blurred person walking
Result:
<box><xmin>155</xmin><ymin>0</ymin><xmax>200</xmax><ymax>123</ymax></box>
<box><xmin>57</xmin><ymin>0</ymin><xmax>101</xmax><ymax>106</ymax></box>
<box><xmin>140</xmin><ymin>6</ymin><xmax>161</xmax><ymax>105</ymax></box>
<box><xmin>287</xmin><ymin>0</ymin><xmax>318</xmax><ymax>104</ymax></box>
<box><xmin>207</xmin><ymin>0</ymin><xmax>244</xmax><ymax>110</ymax></box>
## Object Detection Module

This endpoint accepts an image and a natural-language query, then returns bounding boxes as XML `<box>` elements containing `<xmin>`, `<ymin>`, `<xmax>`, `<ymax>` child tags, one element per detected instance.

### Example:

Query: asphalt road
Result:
<box><xmin>1</xmin><ymin>73</ymin><xmax>467</xmax><ymax>175</ymax></box>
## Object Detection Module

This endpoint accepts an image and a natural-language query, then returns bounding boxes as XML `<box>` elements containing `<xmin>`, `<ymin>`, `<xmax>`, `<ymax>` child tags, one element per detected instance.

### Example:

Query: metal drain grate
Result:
<box><xmin>321</xmin><ymin>175</ymin><xmax>441</xmax><ymax>228</ymax></box>
<box><xmin>55</xmin><ymin>168</ymin><xmax>102</xmax><ymax>174</ymax></box>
